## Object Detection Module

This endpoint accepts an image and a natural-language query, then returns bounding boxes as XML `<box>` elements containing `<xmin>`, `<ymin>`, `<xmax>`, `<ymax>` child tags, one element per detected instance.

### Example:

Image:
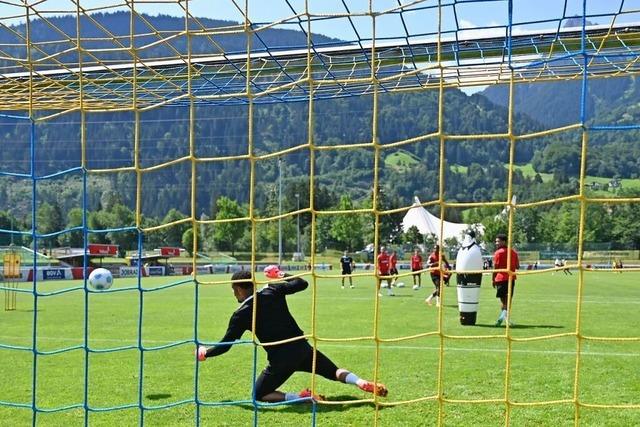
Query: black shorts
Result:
<box><xmin>494</xmin><ymin>280</ymin><xmax>515</xmax><ymax>299</ymax></box>
<box><xmin>430</xmin><ymin>274</ymin><xmax>444</xmax><ymax>287</ymax></box>
<box><xmin>390</xmin><ymin>268</ymin><xmax>398</xmax><ymax>275</ymax></box>
<box><xmin>341</xmin><ymin>268</ymin><xmax>352</xmax><ymax>275</ymax></box>
<box><xmin>254</xmin><ymin>346</ymin><xmax>338</xmax><ymax>400</ymax></box>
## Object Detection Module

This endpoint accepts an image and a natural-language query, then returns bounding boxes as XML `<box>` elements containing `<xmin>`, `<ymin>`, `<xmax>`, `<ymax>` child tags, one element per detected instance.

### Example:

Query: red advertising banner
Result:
<box><xmin>160</xmin><ymin>247</ymin><xmax>181</xmax><ymax>257</ymax></box>
<box><xmin>87</xmin><ymin>244</ymin><xmax>118</xmax><ymax>256</ymax></box>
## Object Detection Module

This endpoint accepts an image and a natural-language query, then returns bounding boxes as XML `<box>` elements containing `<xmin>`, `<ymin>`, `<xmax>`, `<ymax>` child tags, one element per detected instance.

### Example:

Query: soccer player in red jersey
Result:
<box><xmin>389</xmin><ymin>250</ymin><xmax>399</xmax><ymax>287</ymax></box>
<box><xmin>492</xmin><ymin>234</ymin><xmax>520</xmax><ymax>326</ymax></box>
<box><xmin>410</xmin><ymin>249</ymin><xmax>423</xmax><ymax>288</ymax></box>
<box><xmin>377</xmin><ymin>246</ymin><xmax>394</xmax><ymax>296</ymax></box>
<box><xmin>425</xmin><ymin>244</ymin><xmax>451</xmax><ymax>307</ymax></box>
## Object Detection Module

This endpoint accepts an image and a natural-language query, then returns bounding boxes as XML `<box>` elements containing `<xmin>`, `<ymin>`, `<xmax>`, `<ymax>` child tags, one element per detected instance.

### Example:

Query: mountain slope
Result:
<box><xmin>0</xmin><ymin>11</ymin><xmax>341</xmax><ymax>72</ymax></box>
<box><xmin>480</xmin><ymin>75</ymin><xmax>640</xmax><ymax>180</ymax></box>
<box><xmin>480</xmin><ymin>77</ymin><xmax>633</xmax><ymax>129</ymax></box>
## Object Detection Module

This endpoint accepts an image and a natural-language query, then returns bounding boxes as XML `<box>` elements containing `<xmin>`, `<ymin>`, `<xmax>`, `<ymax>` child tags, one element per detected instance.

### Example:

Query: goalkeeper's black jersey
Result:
<box><xmin>208</xmin><ymin>277</ymin><xmax>311</xmax><ymax>364</ymax></box>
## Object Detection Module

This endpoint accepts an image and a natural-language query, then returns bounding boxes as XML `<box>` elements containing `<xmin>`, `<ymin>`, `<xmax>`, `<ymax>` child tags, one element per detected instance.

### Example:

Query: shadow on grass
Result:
<box><xmin>473</xmin><ymin>323</ymin><xmax>565</xmax><ymax>329</ymax></box>
<box><xmin>231</xmin><ymin>395</ymin><xmax>385</xmax><ymax>414</ymax></box>
<box><xmin>146</xmin><ymin>393</ymin><xmax>172</xmax><ymax>400</ymax></box>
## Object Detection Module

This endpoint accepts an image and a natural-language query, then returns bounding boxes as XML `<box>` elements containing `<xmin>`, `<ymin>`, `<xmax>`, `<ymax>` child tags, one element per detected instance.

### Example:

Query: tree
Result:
<box><xmin>141</xmin><ymin>216</ymin><xmax>166</xmax><ymax>253</ymax></box>
<box><xmin>403</xmin><ymin>225</ymin><xmax>423</xmax><ymax>246</ymax></box>
<box><xmin>533</xmin><ymin>173</ymin><xmax>543</xmax><ymax>184</ymax></box>
<box><xmin>100</xmin><ymin>190</ymin><xmax>123</xmax><ymax>212</ymax></box>
<box><xmin>608</xmin><ymin>189</ymin><xmax>640</xmax><ymax>248</ymax></box>
<box><xmin>162</xmin><ymin>209</ymin><xmax>189</xmax><ymax>247</ymax></box>
<box><xmin>254</xmin><ymin>182</ymin><xmax>298</xmax><ymax>255</ymax></box>
<box><xmin>182</xmin><ymin>228</ymin><xmax>195</xmax><ymax>256</ymax></box>
<box><xmin>532</xmin><ymin>142</ymin><xmax>581</xmax><ymax>176</ymax></box>
<box><xmin>374</xmin><ymin>188</ymin><xmax>404</xmax><ymax>244</ymax></box>
<box><xmin>36</xmin><ymin>201</ymin><xmax>65</xmax><ymax>249</ymax></box>
<box><xmin>423</xmin><ymin>233</ymin><xmax>438</xmax><ymax>249</ymax></box>
<box><xmin>444</xmin><ymin>236</ymin><xmax>460</xmax><ymax>253</ymax></box>
<box><xmin>482</xmin><ymin>218</ymin><xmax>508</xmax><ymax>246</ymax></box>
<box><xmin>553</xmin><ymin>204</ymin><xmax>581</xmax><ymax>245</ymax></box>
<box><xmin>213</xmin><ymin>197</ymin><xmax>247</xmax><ymax>256</ymax></box>
<box><xmin>61</xmin><ymin>208</ymin><xmax>85</xmax><ymax>248</ymax></box>
<box><xmin>106</xmin><ymin>203</ymin><xmax>138</xmax><ymax>256</ymax></box>
<box><xmin>88</xmin><ymin>210</ymin><xmax>111</xmax><ymax>244</ymax></box>
<box><xmin>315</xmin><ymin>215</ymin><xmax>336</xmax><ymax>253</ymax></box>
<box><xmin>0</xmin><ymin>210</ymin><xmax>23</xmax><ymax>247</ymax></box>
<box><xmin>329</xmin><ymin>195</ymin><xmax>364</xmax><ymax>250</ymax></box>
<box><xmin>513</xmin><ymin>208</ymin><xmax>542</xmax><ymax>244</ymax></box>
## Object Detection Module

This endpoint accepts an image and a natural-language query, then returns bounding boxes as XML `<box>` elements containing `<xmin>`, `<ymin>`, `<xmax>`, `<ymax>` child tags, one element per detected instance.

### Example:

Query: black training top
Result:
<box><xmin>207</xmin><ymin>277</ymin><xmax>310</xmax><ymax>364</ymax></box>
<box><xmin>340</xmin><ymin>255</ymin><xmax>353</xmax><ymax>271</ymax></box>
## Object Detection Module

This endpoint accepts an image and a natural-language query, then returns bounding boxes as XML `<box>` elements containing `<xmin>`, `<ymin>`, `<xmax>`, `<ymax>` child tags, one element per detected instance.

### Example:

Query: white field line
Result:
<box><xmin>199</xmin><ymin>296</ymin><xmax>640</xmax><ymax>305</ymax></box>
<box><xmin>1</xmin><ymin>336</ymin><xmax>637</xmax><ymax>358</ymax></box>
<box><xmin>12</xmin><ymin>294</ymin><xmax>640</xmax><ymax>304</ymax></box>
<box><xmin>286</xmin><ymin>297</ymin><xmax>640</xmax><ymax>304</ymax></box>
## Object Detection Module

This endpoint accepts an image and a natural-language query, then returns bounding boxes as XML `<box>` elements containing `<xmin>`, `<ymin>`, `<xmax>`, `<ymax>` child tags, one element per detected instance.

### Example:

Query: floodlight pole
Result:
<box><xmin>8</xmin><ymin>183</ymin><xmax>14</xmax><ymax>246</ymax></box>
<box><xmin>7</xmin><ymin>179</ymin><xmax>13</xmax><ymax>246</ymax></box>
<box><xmin>295</xmin><ymin>193</ymin><xmax>300</xmax><ymax>254</ymax></box>
<box><xmin>9</xmin><ymin>211</ymin><xmax>14</xmax><ymax>246</ymax></box>
<box><xmin>278</xmin><ymin>157</ymin><xmax>283</xmax><ymax>266</ymax></box>
<box><xmin>200</xmin><ymin>210</ymin><xmax>208</xmax><ymax>253</ymax></box>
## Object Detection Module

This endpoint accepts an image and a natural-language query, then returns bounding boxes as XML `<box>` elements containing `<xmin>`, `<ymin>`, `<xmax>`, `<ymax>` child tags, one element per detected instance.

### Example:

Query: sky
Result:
<box><xmin>0</xmin><ymin>0</ymin><xmax>637</xmax><ymax>42</ymax></box>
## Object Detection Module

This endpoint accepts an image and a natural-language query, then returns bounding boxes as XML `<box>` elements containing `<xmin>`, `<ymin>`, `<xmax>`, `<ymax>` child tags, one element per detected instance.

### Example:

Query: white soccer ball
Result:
<box><xmin>89</xmin><ymin>268</ymin><xmax>113</xmax><ymax>291</ymax></box>
<box><xmin>396</xmin><ymin>282</ymin><xmax>405</xmax><ymax>288</ymax></box>
<box><xmin>412</xmin><ymin>284</ymin><xmax>420</xmax><ymax>291</ymax></box>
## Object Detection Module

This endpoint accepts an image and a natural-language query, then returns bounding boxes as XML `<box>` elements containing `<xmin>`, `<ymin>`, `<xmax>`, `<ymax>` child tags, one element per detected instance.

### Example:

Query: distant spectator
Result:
<box><xmin>339</xmin><ymin>251</ymin><xmax>355</xmax><ymax>289</ymax></box>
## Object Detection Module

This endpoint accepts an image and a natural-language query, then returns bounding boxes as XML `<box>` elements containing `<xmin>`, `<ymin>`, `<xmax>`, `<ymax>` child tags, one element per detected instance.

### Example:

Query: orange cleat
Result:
<box><xmin>298</xmin><ymin>388</ymin><xmax>325</xmax><ymax>402</ymax></box>
<box><xmin>358</xmin><ymin>381</ymin><xmax>388</xmax><ymax>397</ymax></box>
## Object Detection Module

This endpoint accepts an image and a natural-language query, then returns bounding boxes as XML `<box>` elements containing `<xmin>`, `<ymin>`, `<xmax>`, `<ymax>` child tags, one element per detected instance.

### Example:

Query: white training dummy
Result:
<box><xmin>455</xmin><ymin>231</ymin><xmax>483</xmax><ymax>325</ymax></box>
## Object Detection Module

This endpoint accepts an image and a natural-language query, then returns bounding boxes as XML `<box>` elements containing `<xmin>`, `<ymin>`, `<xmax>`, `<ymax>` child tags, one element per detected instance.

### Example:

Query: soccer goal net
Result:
<box><xmin>0</xmin><ymin>0</ymin><xmax>638</xmax><ymax>425</ymax></box>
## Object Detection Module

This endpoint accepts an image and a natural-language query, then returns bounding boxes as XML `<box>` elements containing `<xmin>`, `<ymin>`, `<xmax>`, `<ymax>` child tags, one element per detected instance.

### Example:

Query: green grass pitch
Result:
<box><xmin>1</xmin><ymin>269</ymin><xmax>639</xmax><ymax>426</ymax></box>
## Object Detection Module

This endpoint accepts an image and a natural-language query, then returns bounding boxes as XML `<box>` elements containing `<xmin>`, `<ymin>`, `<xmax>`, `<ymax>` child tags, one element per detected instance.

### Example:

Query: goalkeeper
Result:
<box><xmin>196</xmin><ymin>266</ymin><xmax>388</xmax><ymax>402</ymax></box>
